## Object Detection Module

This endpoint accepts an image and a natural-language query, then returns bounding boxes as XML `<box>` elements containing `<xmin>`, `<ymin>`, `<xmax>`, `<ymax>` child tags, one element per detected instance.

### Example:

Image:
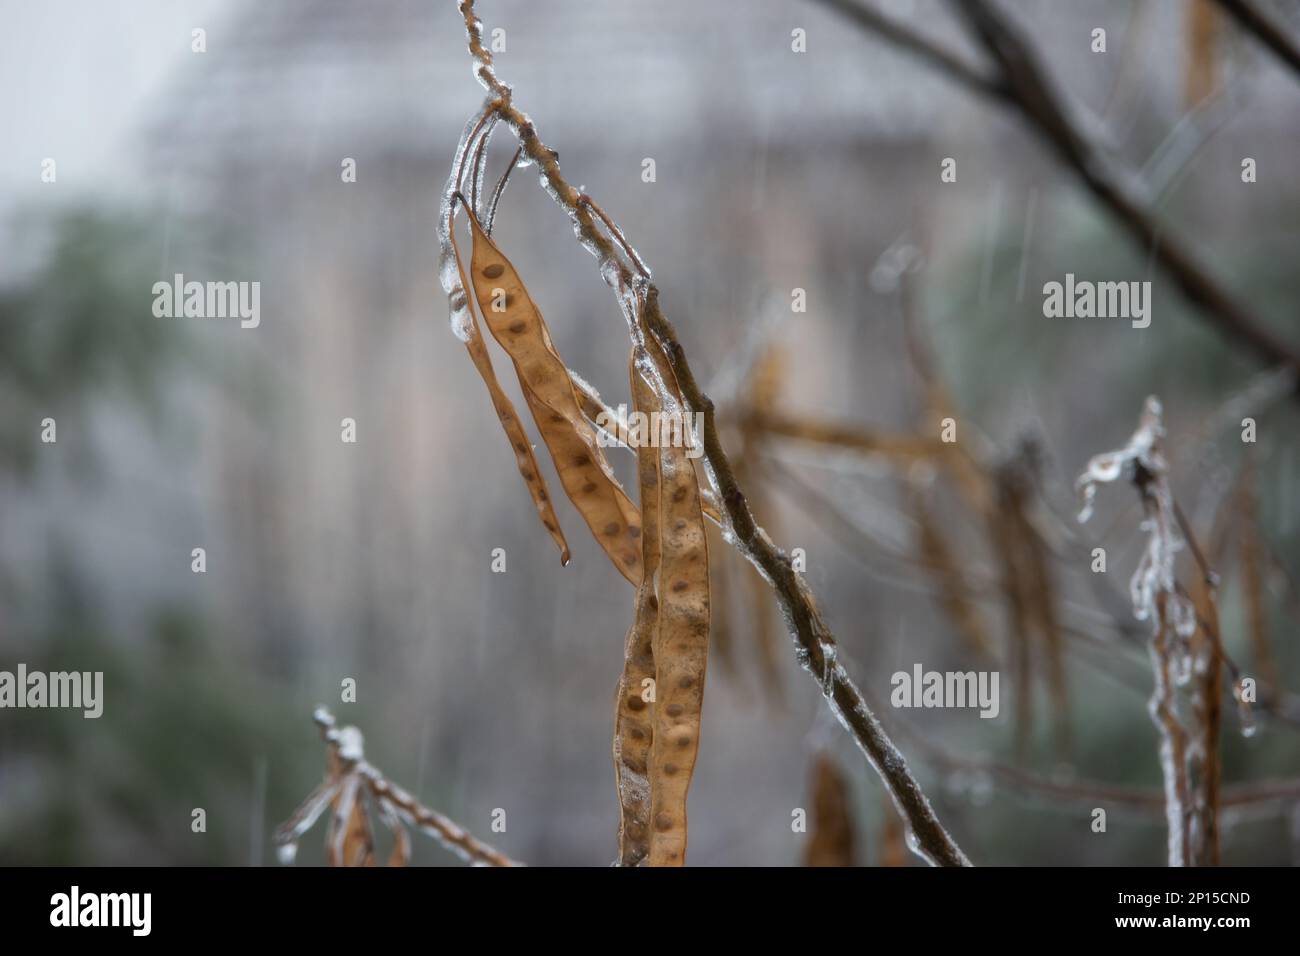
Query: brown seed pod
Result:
<box><xmin>804</xmin><ymin>752</ymin><xmax>856</xmax><ymax>868</ymax></box>
<box><xmin>643</xmin><ymin>337</ymin><xmax>710</xmax><ymax>867</ymax></box>
<box><xmin>448</xmin><ymin>208</ymin><xmax>571</xmax><ymax>565</ymax></box>
<box><xmin>611</xmin><ymin>349</ymin><xmax>664</xmax><ymax>865</ymax></box>
<box><xmin>464</xmin><ymin>206</ymin><xmax>642</xmax><ymax>585</ymax></box>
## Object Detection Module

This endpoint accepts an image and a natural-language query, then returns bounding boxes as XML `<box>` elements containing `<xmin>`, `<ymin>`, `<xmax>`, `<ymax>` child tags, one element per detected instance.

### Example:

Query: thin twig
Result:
<box><xmin>903</xmin><ymin>721</ymin><xmax>1300</xmax><ymax>813</ymax></box>
<box><xmin>1213</xmin><ymin>0</ymin><xmax>1300</xmax><ymax>79</ymax></box>
<box><xmin>745</xmin><ymin>410</ymin><xmax>952</xmax><ymax>462</ymax></box>
<box><xmin>822</xmin><ymin>0</ymin><xmax>1300</xmax><ymax>384</ymax></box>
<box><xmin>809</xmin><ymin>0</ymin><xmax>1009</xmax><ymax>100</ymax></box>
<box><xmin>275</xmin><ymin>707</ymin><xmax>520</xmax><ymax>867</ymax></box>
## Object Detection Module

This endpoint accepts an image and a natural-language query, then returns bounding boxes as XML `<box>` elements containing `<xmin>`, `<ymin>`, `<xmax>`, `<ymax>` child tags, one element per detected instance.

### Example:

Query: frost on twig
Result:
<box><xmin>1075</xmin><ymin>397</ymin><xmax>1235</xmax><ymax>866</ymax></box>
<box><xmin>274</xmin><ymin>707</ymin><xmax>520</xmax><ymax>867</ymax></box>
<box><xmin>1075</xmin><ymin>397</ymin><xmax>1196</xmax><ymax>636</ymax></box>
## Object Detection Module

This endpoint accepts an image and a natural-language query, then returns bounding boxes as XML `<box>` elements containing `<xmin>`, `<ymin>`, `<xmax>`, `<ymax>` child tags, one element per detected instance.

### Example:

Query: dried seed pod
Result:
<box><xmin>448</xmin><ymin>212</ymin><xmax>571</xmax><ymax>565</ymax></box>
<box><xmin>465</xmin><ymin>207</ymin><xmax>642</xmax><ymax>585</ymax></box>
<box><xmin>611</xmin><ymin>349</ymin><xmax>664</xmax><ymax>865</ymax></box>
<box><xmin>1184</xmin><ymin>0</ymin><xmax>1220</xmax><ymax>108</ymax></box>
<box><xmin>990</xmin><ymin>448</ymin><xmax>1068</xmax><ymax>756</ymax></box>
<box><xmin>911</xmin><ymin>485</ymin><xmax>993</xmax><ymax>658</ymax></box>
<box><xmin>644</xmin><ymin>339</ymin><xmax>710</xmax><ymax>867</ymax></box>
<box><xmin>804</xmin><ymin>752</ymin><xmax>856</xmax><ymax>867</ymax></box>
<box><xmin>325</xmin><ymin>761</ymin><xmax>375</xmax><ymax>867</ymax></box>
<box><xmin>878</xmin><ymin>793</ymin><xmax>907</xmax><ymax>868</ymax></box>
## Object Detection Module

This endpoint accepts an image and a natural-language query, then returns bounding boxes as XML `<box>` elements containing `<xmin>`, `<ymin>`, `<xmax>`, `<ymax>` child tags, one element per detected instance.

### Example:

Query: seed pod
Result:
<box><xmin>611</xmin><ymin>348</ymin><xmax>663</xmax><ymax>865</ymax></box>
<box><xmin>325</xmin><ymin>764</ymin><xmax>375</xmax><ymax>867</ymax></box>
<box><xmin>465</xmin><ymin>208</ymin><xmax>642</xmax><ymax>585</ymax></box>
<box><xmin>804</xmin><ymin>752</ymin><xmax>856</xmax><ymax>868</ymax></box>
<box><xmin>643</xmin><ymin>338</ymin><xmax>710</xmax><ymax>867</ymax></box>
<box><xmin>448</xmin><ymin>213</ymin><xmax>571</xmax><ymax>565</ymax></box>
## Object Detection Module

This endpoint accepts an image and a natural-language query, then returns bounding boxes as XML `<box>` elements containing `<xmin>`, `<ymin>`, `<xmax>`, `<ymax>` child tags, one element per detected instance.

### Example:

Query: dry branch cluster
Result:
<box><xmin>1074</xmin><ymin>398</ymin><xmax>1260</xmax><ymax>867</ymax></box>
<box><xmin>274</xmin><ymin>708</ymin><xmax>517</xmax><ymax>867</ymax></box>
<box><xmin>270</xmin><ymin>0</ymin><xmax>1300</xmax><ymax>868</ymax></box>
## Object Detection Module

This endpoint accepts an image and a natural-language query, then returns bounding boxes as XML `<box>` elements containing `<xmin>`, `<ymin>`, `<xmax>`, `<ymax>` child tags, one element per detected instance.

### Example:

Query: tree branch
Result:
<box><xmin>1214</xmin><ymin>0</ymin><xmax>1300</xmax><ymax>80</ymax></box>
<box><xmin>454</xmin><ymin>0</ymin><xmax>969</xmax><ymax>867</ymax></box>
<box><xmin>821</xmin><ymin>0</ymin><xmax>1300</xmax><ymax>385</ymax></box>
<box><xmin>809</xmin><ymin>0</ymin><xmax>1009</xmax><ymax>100</ymax></box>
<box><xmin>951</xmin><ymin>0</ymin><xmax>1300</xmax><ymax>379</ymax></box>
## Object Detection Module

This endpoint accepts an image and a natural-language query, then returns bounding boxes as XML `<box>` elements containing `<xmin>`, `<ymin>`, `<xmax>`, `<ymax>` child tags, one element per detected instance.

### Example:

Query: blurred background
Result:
<box><xmin>2</xmin><ymin>0</ymin><xmax>1298</xmax><ymax>866</ymax></box>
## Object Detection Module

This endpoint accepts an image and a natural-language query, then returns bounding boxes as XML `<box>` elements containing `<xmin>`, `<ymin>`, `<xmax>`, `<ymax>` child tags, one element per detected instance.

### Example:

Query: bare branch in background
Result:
<box><xmin>1213</xmin><ymin>0</ymin><xmax>1300</xmax><ymax>79</ymax></box>
<box><xmin>809</xmin><ymin>0</ymin><xmax>1009</xmax><ymax>99</ymax></box>
<box><xmin>1075</xmin><ymin>398</ymin><xmax>1254</xmax><ymax>866</ymax></box>
<box><xmin>818</xmin><ymin>0</ymin><xmax>1300</xmax><ymax>385</ymax></box>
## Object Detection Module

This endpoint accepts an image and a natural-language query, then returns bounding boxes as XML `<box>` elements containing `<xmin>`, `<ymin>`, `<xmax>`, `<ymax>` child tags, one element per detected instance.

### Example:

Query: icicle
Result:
<box><xmin>438</xmin><ymin>102</ymin><xmax>497</xmax><ymax>343</ymax></box>
<box><xmin>821</xmin><ymin>651</ymin><xmax>838</xmax><ymax>699</ymax></box>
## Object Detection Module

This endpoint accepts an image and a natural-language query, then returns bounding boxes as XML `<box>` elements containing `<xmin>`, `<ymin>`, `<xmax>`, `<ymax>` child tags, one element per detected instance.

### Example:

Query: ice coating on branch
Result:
<box><xmin>1075</xmin><ymin>397</ymin><xmax>1189</xmax><ymax>629</ymax></box>
<box><xmin>272</xmin><ymin>775</ymin><xmax>341</xmax><ymax>864</ymax></box>
<box><xmin>828</xmin><ymin>692</ymin><xmax>959</xmax><ymax>867</ymax></box>
<box><xmin>1148</xmin><ymin>639</ymin><xmax>1186</xmax><ymax>866</ymax></box>
<box><xmin>337</xmin><ymin>726</ymin><xmax>365</xmax><ymax>762</ymax></box>
<box><xmin>1075</xmin><ymin>396</ymin><xmax>1164</xmax><ymax>524</ymax></box>
<box><xmin>820</xmin><ymin>644</ymin><xmax>838</xmax><ymax>699</ymax></box>
<box><xmin>468</xmin><ymin>112</ymin><xmax>500</xmax><ymax>220</ymax></box>
<box><xmin>1077</xmin><ymin>396</ymin><xmax>1216</xmax><ymax>867</ymax></box>
<box><xmin>438</xmin><ymin>104</ymin><xmax>496</xmax><ymax>343</ymax></box>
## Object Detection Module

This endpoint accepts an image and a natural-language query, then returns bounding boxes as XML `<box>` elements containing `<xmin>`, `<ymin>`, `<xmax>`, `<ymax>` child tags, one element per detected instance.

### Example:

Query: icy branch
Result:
<box><xmin>274</xmin><ymin>707</ymin><xmax>520</xmax><ymax>867</ymax></box>
<box><xmin>449</xmin><ymin>0</ymin><xmax>970</xmax><ymax>868</ymax></box>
